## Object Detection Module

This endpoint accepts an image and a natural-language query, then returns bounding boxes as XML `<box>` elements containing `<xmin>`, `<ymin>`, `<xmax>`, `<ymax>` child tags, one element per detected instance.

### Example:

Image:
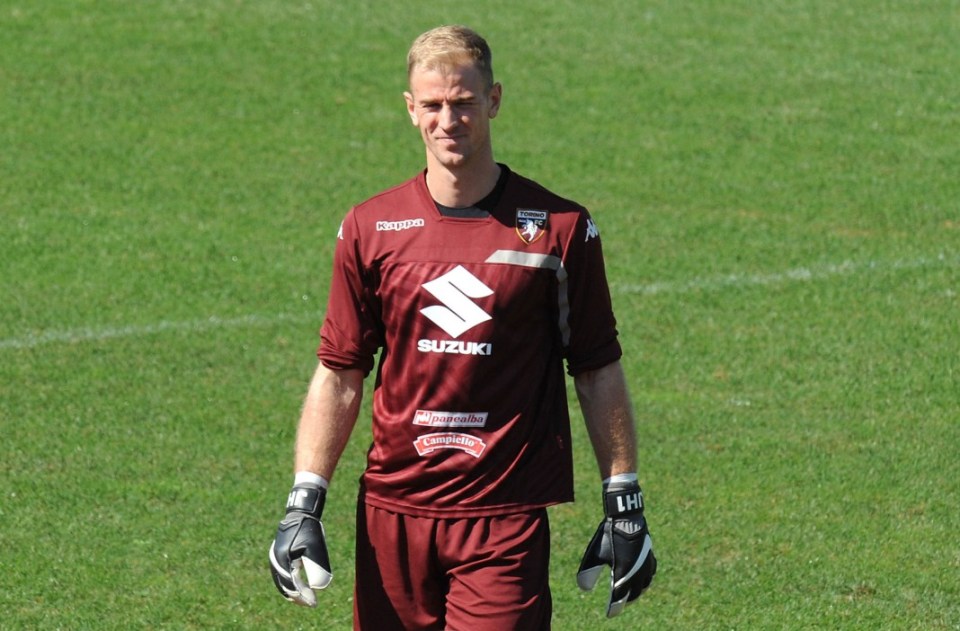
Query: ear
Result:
<box><xmin>403</xmin><ymin>91</ymin><xmax>418</xmax><ymax>125</ymax></box>
<box><xmin>488</xmin><ymin>82</ymin><xmax>503</xmax><ymax>119</ymax></box>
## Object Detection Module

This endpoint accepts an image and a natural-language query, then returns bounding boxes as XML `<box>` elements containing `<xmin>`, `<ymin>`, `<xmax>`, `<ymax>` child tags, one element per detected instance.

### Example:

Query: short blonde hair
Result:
<box><xmin>407</xmin><ymin>25</ymin><xmax>494</xmax><ymax>90</ymax></box>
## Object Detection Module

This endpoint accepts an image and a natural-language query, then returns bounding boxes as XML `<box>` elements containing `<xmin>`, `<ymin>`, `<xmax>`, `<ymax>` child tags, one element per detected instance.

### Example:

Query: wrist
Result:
<box><xmin>294</xmin><ymin>471</ymin><xmax>330</xmax><ymax>489</ymax></box>
<box><xmin>602</xmin><ymin>472</ymin><xmax>638</xmax><ymax>488</ymax></box>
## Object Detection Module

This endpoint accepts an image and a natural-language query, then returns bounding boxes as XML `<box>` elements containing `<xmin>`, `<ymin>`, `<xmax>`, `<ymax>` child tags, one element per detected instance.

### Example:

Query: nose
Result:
<box><xmin>439</xmin><ymin>104</ymin><xmax>459</xmax><ymax>130</ymax></box>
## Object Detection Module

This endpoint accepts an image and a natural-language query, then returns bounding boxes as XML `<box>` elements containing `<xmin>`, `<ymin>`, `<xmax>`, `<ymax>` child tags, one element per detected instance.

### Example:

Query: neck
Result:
<box><xmin>426</xmin><ymin>160</ymin><xmax>501</xmax><ymax>208</ymax></box>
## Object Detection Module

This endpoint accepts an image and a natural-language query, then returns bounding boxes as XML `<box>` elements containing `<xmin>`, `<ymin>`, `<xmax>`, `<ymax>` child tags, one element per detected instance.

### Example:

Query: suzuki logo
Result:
<box><xmin>420</xmin><ymin>266</ymin><xmax>493</xmax><ymax>338</ymax></box>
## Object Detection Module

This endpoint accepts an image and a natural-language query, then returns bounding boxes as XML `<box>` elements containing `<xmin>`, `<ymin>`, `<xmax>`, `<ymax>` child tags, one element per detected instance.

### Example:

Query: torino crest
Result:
<box><xmin>516</xmin><ymin>209</ymin><xmax>548</xmax><ymax>244</ymax></box>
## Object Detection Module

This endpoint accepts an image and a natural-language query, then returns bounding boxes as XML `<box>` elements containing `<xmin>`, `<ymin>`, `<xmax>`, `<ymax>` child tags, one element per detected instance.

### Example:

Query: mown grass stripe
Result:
<box><xmin>2</xmin><ymin>253</ymin><xmax>954</xmax><ymax>351</ymax></box>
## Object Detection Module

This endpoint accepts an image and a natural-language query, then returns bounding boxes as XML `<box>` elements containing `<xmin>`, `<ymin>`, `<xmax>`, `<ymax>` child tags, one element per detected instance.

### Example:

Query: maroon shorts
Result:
<box><xmin>353</xmin><ymin>501</ymin><xmax>552</xmax><ymax>630</ymax></box>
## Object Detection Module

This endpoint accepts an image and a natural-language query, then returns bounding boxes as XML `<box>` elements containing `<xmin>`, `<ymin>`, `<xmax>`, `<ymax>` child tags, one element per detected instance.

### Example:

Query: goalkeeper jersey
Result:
<box><xmin>318</xmin><ymin>166</ymin><xmax>622</xmax><ymax>518</ymax></box>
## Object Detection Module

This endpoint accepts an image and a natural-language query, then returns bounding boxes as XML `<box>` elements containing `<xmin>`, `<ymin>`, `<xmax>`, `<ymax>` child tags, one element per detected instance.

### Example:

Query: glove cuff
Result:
<box><xmin>294</xmin><ymin>470</ymin><xmax>329</xmax><ymax>489</ymax></box>
<box><xmin>603</xmin><ymin>481</ymin><xmax>644</xmax><ymax>517</ymax></box>
<box><xmin>286</xmin><ymin>484</ymin><xmax>326</xmax><ymax>518</ymax></box>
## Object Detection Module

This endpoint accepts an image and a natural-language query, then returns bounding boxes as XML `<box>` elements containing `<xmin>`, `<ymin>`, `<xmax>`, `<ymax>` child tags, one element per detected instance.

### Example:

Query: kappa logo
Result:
<box><xmin>419</xmin><ymin>266</ymin><xmax>493</xmax><ymax>338</ymax></box>
<box><xmin>585</xmin><ymin>218</ymin><xmax>600</xmax><ymax>242</ymax></box>
<box><xmin>413</xmin><ymin>432</ymin><xmax>487</xmax><ymax>458</ymax></box>
<box><xmin>376</xmin><ymin>218</ymin><xmax>425</xmax><ymax>232</ymax></box>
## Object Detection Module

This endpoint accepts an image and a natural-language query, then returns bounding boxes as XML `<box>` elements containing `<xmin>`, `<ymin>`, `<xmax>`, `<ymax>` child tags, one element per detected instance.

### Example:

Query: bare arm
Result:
<box><xmin>574</xmin><ymin>360</ymin><xmax>638</xmax><ymax>479</ymax></box>
<box><xmin>293</xmin><ymin>362</ymin><xmax>365</xmax><ymax>481</ymax></box>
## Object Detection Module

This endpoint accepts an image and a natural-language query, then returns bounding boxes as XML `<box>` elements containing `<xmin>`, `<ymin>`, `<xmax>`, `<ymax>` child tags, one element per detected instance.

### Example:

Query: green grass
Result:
<box><xmin>2</xmin><ymin>1</ymin><xmax>958</xmax><ymax>629</ymax></box>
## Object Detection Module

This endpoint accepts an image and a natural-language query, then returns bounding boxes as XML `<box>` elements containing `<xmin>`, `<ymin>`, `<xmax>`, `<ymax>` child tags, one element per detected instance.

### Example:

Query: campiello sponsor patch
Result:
<box><xmin>413</xmin><ymin>409</ymin><xmax>489</xmax><ymax>428</ymax></box>
<box><xmin>413</xmin><ymin>433</ymin><xmax>487</xmax><ymax>458</ymax></box>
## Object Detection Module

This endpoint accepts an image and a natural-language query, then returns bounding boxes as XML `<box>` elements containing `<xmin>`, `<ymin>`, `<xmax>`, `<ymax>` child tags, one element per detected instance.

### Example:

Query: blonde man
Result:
<box><xmin>270</xmin><ymin>25</ymin><xmax>656</xmax><ymax>629</ymax></box>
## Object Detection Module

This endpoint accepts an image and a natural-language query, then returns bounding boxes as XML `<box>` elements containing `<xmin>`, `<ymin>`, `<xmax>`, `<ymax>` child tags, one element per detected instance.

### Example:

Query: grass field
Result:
<box><xmin>2</xmin><ymin>1</ymin><xmax>958</xmax><ymax>629</ymax></box>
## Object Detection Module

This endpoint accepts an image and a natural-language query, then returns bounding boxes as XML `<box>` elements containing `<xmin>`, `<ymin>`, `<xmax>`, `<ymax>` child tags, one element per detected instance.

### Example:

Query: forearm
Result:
<box><xmin>574</xmin><ymin>360</ymin><xmax>638</xmax><ymax>479</ymax></box>
<box><xmin>293</xmin><ymin>362</ymin><xmax>364</xmax><ymax>481</ymax></box>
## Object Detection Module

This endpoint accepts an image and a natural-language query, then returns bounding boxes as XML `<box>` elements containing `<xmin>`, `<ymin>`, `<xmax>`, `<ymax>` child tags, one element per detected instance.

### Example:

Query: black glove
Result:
<box><xmin>268</xmin><ymin>483</ymin><xmax>332</xmax><ymax>607</ymax></box>
<box><xmin>577</xmin><ymin>480</ymin><xmax>657</xmax><ymax>617</ymax></box>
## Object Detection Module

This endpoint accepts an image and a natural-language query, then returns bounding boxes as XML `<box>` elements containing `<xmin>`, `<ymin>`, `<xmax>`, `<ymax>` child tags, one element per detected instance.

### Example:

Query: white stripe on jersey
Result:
<box><xmin>485</xmin><ymin>250</ymin><xmax>571</xmax><ymax>347</ymax></box>
<box><xmin>484</xmin><ymin>250</ymin><xmax>562</xmax><ymax>270</ymax></box>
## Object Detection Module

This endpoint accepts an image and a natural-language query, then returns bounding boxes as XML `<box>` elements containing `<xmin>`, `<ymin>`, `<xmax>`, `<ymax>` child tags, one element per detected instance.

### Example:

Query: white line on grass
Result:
<box><xmin>0</xmin><ymin>312</ymin><xmax>320</xmax><ymax>351</ymax></box>
<box><xmin>1</xmin><ymin>253</ymin><xmax>955</xmax><ymax>351</ymax></box>
<box><xmin>615</xmin><ymin>252</ymin><xmax>956</xmax><ymax>295</ymax></box>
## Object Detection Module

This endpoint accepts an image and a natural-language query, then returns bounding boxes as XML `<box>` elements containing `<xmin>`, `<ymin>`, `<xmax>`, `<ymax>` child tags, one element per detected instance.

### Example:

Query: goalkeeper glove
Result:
<box><xmin>577</xmin><ymin>479</ymin><xmax>657</xmax><ymax>617</ymax></box>
<box><xmin>269</xmin><ymin>482</ymin><xmax>332</xmax><ymax>607</ymax></box>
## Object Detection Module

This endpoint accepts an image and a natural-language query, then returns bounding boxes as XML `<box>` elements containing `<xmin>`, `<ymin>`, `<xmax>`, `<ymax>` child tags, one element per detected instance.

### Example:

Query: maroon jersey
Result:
<box><xmin>318</xmin><ymin>167</ymin><xmax>621</xmax><ymax>518</ymax></box>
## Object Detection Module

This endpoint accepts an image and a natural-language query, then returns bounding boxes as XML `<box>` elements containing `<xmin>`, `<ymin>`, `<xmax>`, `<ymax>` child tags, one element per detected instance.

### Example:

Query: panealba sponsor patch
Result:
<box><xmin>413</xmin><ymin>432</ymin><xmax>487</xmax><ymax>458</ymax></box>
<box><xmin>515</xmin><ymin>209</ymin><xmax>548</xmax><ymax>245</ymax></box>
<box><xmin>413</xmin><ymin>409</ymin><xmax>489</xmax><ymax>428</ymax></box>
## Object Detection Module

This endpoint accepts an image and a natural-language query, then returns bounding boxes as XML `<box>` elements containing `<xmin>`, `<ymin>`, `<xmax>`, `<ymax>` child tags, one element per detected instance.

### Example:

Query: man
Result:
<box><xmin>269</xmin><ymin>25</ymin><xmax>656</xmax><ymax>630</ymax></box>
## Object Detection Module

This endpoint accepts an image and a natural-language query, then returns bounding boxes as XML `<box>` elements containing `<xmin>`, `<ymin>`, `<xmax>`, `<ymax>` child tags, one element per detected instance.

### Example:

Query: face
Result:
<box><xmin>404</xmin><ymin>62</ymin><xmax>502</xmax><ymax>172</ymax></box>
